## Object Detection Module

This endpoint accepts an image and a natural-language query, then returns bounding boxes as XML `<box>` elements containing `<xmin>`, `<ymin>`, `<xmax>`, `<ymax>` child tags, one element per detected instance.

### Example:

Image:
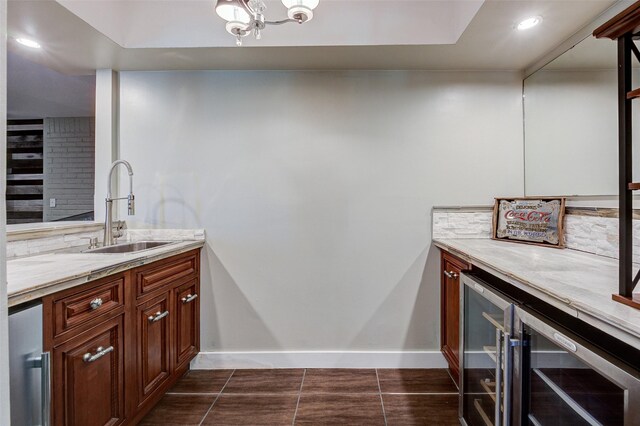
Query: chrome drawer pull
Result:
<box><xmin>148</xmin><ymin>310</ymin><xmax>169</xmax><ymax>323</ymax></box>
<box><xmin>181</xmin><ymin>294</ymin><xmax>198</xmax><ymax>304</ymax></box>
<box><xmin>83</xmin><ymin>346</ymin><xmax>114</xmax><ymax>363</ymax></box>
<box><xmin>89</xmin><ymin>298</ymin><xmax>103</xmax><ymax>310</ymax></box>
<box><xmin>443</xmin><ymin>270</ymin><xmax>458</xmax><ymax>279</ymax></box>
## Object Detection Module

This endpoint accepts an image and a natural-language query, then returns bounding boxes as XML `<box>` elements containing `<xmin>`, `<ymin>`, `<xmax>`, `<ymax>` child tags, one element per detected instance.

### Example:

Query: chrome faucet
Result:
<box><xmin>104</xmin><ymin>160</ymin><xmax>135</xmax><ymax>246</ymax></box>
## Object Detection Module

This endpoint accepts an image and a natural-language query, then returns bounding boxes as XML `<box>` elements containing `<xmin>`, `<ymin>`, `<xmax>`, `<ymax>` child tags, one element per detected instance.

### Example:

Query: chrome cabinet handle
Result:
<box><xmin>83</xmin><ymin>346</ymin><xmax>114</xmax><ymax>363</ymax></box>
<box><xmin>89</xmin><ymin>298</ymin><xmax>103</xmax><ymax>310</ymax></box>
<box><xmin>443</xmin><ymin>270</ymin><xmax>459</xmax><ymax>279</ymax></box>
<box><xmin>148</xmin><ymin>310</ymin><xmax>169</xmax><ymax>323</ymax></box>
<box><xmin>181</xmin><ymin>294</ymin><xmax>198</xmax><ymax>304</ymax></box>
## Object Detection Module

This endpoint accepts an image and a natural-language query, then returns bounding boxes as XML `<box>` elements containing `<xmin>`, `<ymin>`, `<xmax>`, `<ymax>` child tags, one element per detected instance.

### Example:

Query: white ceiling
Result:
<box><xmin>7</xmin><ymin>52</ymin><xmax>95</xmax><ymax>119</ymax></box>
<box><xmin>55</xmin><ymin>0</ymin><xmax>485</xmax><ymax>48</ymax></box>
<box><xmin>6</xmin><ymin>0</ymin><xmax>628</xmax><ymax>74</ymax></box>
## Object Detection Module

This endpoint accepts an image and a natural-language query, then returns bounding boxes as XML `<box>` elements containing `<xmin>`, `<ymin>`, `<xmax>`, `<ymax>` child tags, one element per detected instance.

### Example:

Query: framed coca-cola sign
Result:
<box><xmin>492</xmin><ymin>197</ymin><xmax>566</xmax><ymax>248</ymax></box>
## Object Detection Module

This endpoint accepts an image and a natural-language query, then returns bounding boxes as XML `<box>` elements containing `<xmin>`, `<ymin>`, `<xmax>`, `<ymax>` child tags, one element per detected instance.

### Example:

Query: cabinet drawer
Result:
<box><xmin>51</xmin><ymin>275</ymin><xmax>125</xmax><ymax>339</ymax></box>
<box><xmin>135</xmin><ymin>252</ymin><xmax>198</xmax><ymax>299</ymax></box>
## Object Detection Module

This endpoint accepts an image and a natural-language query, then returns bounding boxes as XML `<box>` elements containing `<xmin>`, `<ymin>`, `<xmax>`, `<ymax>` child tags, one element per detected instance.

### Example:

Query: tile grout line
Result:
<box><xmin>445</xmin><ymin>369</ymin><xmax>460</xmax><ymax>392</ymax></box>
<box><xmin>166</xmin><ymin>392</ymin><xmax>219</xmax><ymax>396</ymax></box>
<box><xmin>382</xmin><ymin>392</ymin><xmax>460</xmax><ymax>395</ymax></box>
<box><xmin>375</xmin><ymin>369</ymin><xmax>388</xmax><ymax>426</ymax></box>
<box><xmin>291</xmin><ymin>368</ymin><xmax>307</xmax><ymax>426</ymax></box>
<box><xmin>210</xmin><ymin>392</ymin><xmax>302</xmax><ymax>396</ymax></box>
<box><xmin>197</xmin><ymin>368</ymin><xmax>236</xmax><ymax>426</ymax></box>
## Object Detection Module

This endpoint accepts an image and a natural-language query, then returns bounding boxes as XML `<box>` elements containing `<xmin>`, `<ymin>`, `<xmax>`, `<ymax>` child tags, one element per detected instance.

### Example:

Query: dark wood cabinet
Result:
<box><xmin>174</xmin><ymin>280</ymin><xmax>200</xmax><ymax>370</ymax></box>
<box><xmin>136</xmin><ymin>292</ymin><xmax>172</xmax><ymax>407</ymax></box>
<box><xmin>441</xmin><ymin>250</ymin><xmax>469</xmax><ymax>385</ymax></box>
<box><xmin>44</xmin><ymin>249</ymin><xmax>201</xmax><ymax>426</ymax></box>
<box><xmin>51</xmin><ymin>315</ymin><xmax>125</xmax><ymax>426</ymax></box>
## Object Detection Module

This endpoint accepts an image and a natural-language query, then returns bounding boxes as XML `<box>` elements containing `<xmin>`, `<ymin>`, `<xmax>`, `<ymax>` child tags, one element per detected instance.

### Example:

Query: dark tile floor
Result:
<box><xmin>140</xmin><ymin>368</ymin><xmax>460</xmax><ymax>425</ymax></box>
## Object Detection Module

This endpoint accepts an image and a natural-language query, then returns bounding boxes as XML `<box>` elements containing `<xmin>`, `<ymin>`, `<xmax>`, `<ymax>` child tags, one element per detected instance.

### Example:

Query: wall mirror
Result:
<box><xmin>524</xmin><ymin>32</ymin><xmax>640</xmax><ymax>196</ymax></box>
<box><xmin>6</xmin><ymin>49</ymin><xmax>96</xmax><ymax>225</ymax></box>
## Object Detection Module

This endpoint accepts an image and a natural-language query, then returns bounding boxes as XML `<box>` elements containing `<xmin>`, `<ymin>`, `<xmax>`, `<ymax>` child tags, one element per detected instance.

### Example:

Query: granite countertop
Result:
<box><xmin>8</xmin><ymin>239</ymin><xmax>205</xmax><ymax>308</ymax></box>
<box><xmin>434</xmin><ymin>238</ymin><xmax>640</xmax><ymax>348</ymax></box>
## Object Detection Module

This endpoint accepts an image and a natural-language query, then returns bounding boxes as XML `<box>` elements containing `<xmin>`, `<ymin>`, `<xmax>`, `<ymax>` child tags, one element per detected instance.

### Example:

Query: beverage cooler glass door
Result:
<box><xmin>513</xmin><ymin>307</ymin><xmax>640</xmax><ymax>426</ymax></box>
<box><xmin>460</xmin><ymin>273</ymin><xmax>515</xmax><ymax>426</ymax></box>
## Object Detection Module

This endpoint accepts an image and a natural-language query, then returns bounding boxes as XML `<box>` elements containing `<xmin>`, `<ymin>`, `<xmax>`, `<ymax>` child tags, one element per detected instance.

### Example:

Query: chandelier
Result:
<box><xmin>215</xmin><ymin>0</ymin><xmax>320</xmax><ymax>46</ymax></box>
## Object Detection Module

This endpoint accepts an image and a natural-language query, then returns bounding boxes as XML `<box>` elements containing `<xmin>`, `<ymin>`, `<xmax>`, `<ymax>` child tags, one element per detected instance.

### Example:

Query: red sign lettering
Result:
<box><xmin>504</xmin><ymin>210</ymin><xmax>551</xmax><ymax>223</ymax></box>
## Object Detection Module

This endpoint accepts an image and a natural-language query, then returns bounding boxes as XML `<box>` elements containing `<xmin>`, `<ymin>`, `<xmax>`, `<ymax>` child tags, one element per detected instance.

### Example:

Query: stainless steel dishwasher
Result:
<box><xmin>8</xmin><ymin>302</ymin><xmax>50</xmax><ymax>426</ymax></box>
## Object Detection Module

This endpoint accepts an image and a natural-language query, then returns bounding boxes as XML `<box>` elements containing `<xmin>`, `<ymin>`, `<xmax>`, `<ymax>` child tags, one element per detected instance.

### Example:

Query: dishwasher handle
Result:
<box><xmin>27</xmin><ymin>352</ymin><xmax>51</xmax><ymax>426</ymax></box>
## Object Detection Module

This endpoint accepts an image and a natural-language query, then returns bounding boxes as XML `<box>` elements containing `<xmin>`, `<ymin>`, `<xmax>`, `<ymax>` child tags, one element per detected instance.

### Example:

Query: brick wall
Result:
<box><xmin>43</xmin><ymin>117</ymin><xmax>95</xmax><ymax>221</ymax></box>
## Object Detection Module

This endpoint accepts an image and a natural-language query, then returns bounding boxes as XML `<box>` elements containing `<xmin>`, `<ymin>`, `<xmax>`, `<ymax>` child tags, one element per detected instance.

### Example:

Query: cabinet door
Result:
<box><xmin>136</xmin><ymin>292</ymin><xmax>172</xmax><ymax>406</ymax></box>
<box><xmin>441</xmin><ymin>253</ymin><xmax>468</xmax><ymax>385</ymax></box>
<box><xmin>174</xmin><ymin>280</ymin><xmax>200</xmax><ymax>370</ymax></box>
<box><xmin>52</xmin><ymin>315</ymin><xmax>124</xmax><ymax>426</ymax></box>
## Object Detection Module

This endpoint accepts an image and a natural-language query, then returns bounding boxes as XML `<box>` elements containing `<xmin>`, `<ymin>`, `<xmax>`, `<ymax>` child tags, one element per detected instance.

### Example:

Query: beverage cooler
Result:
<box><xmin>459</xmin><ymin>273</ymin><xmax>640</xmax><ymax>426</ymax></box>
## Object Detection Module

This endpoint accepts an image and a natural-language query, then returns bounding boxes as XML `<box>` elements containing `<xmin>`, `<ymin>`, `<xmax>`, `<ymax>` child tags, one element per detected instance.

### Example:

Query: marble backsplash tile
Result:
<box><xmin>124</xmin><ymin>228</ymin><xmax>206</xmax><ymax>242</ymax></box>
<box><xmin>6</xmin><ymin>225</ymin><xmax>205</xmax><ymax>259</ymax></box>
<box><xmin>432</xmin><ymin>211</ymin><xmax>493</xmax><ymax>240</ymax></box>
<box><xmin>432</xmin><ymin>207</ymin><xmax>640</xmax><ymax>262</ymax></box>
<box><xmin>6</xmin><ymin>229</ymin><xmax>103</xmax><ymax>258</ymax></box>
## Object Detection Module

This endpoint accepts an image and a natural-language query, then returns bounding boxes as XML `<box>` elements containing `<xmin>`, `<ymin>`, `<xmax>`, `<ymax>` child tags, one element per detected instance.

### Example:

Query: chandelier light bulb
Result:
<box><xmin>215</xmin><ymin>0</ymin><xmax>251</xmax><ymax>24</ymax></box>
<box><xmin>226</xmin><ymin>21</ymin><xmax>249</xmax><ymax>36</ymax></box>
<box><xmin>282</xmin><ymin>0</ymin><xmax>318</xmax><ymax>22</ymax></box>
<box><xmin>288</xmin><ymin>6</ymin><xmax>312</xmax><ymax>22</ymax></box>
<box><xmin>281</xmin><ymin>0</ymin><xmax>319</xmax><ymax>10</ymax></box>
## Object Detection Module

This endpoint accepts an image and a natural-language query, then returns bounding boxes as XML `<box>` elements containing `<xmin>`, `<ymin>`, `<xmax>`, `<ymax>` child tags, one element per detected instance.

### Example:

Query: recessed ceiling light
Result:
<box><xmin>517</xmin><ymin>16</ymin><xmax>542</xmax><ymax>31</ymax></box>
<box><xmin>15</xmin><ymin>37</ymin><xmax>41</xmax><ymax>49</ymax></box>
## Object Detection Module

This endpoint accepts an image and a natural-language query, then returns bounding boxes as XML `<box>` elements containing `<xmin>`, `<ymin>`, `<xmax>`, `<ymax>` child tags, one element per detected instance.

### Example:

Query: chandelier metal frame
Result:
<box><xmin>215</xmin><ymin>0</ymin><xmax>319</xmax><ymax>46</ymax></box>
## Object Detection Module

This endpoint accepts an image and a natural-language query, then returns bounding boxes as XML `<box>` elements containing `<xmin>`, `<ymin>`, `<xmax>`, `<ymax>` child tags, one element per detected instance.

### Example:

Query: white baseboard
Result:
<box><xmin>191</xmin><ymin>351</ymin><xmax>447</xmax><ymax>369</ymax></box>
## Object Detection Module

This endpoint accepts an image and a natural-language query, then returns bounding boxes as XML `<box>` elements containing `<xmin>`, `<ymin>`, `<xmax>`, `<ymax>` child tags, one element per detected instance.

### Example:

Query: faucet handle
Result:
<box><xmin>82</xmin><ymin>236</ymin><xmax>100</xmax><ymax>249</ymax></box>
<box><xmin>112</xmin><ymin>221</ymin><xmax>125</xmax><ymax>242</ymax></box>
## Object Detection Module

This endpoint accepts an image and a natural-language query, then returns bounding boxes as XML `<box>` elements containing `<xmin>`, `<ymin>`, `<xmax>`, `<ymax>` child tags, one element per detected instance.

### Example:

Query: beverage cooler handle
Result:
<box><xmin>41</xmin><ymin>352</ymin><xmax>51</xmax><ymax>426</ymax></box>
<box><xmin>503</xmin><ymin>333</ymin><xmax>514</xmax><ymax>426</ymax></box>
<box><xmin>27</xmin><ymin>351</ymin><xmax>51</xmax><ymax>426</ymax></box>
<box><xmin>495</xmin><ymin>329</ymin><xmax>504</xmax><ymax>426</ymax></box>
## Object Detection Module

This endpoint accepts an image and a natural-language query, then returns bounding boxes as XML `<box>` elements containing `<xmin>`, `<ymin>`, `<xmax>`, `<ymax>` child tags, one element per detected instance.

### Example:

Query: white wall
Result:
<box><xmin>94</xmin><ymin>69</ymin><xmax>119</xmax><ymax>222</ymax></box>
<box><xmin>118</xmin><ymin>70</ymin><xmax>524</xmax><ymax>362</ymax></box>
<box><xmin>1</xmin><ymin>0</ymin><xmax>11</xmax><ymax>421</ymax></box>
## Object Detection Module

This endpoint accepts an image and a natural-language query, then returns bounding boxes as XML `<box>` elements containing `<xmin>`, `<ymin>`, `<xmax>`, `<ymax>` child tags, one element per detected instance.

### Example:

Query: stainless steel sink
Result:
<box><xmin>85</xmin><ymin>241</ymin><xmax>175</xmax><ymax>254</ymax></box>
